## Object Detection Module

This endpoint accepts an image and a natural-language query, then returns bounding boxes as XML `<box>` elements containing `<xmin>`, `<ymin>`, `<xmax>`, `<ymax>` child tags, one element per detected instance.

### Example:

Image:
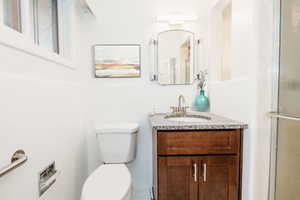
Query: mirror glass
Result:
<box><xmin>157</xmin><ymin>30</ymin><xmax>195</xmax><ymax>85</ymax></box>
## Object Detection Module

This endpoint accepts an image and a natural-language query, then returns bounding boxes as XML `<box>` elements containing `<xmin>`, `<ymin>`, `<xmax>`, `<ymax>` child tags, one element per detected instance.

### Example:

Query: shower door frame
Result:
<box><xmin>268</xmin><ymin>0</ymin><xmax>284</xmax><ymax>199</ymax></box>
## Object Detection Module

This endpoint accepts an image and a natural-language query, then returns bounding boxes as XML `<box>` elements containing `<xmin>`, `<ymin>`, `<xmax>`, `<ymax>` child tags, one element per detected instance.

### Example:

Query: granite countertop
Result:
<box><xmin>149</xmin><ymin>112</ymin><xmax>248</xmax><ymax>131</ymax></box>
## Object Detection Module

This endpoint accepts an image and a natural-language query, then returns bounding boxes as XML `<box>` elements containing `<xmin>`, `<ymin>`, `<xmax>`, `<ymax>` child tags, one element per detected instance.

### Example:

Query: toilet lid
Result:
<box><xmin>81</xmin><ymin>164</ymin><xmax>131</xmax><ymax>200</ymax></box>
<box><xmin>96</xmin><ymin>122</ymin><xmax>139</xmax><ymax>134</ymax></box>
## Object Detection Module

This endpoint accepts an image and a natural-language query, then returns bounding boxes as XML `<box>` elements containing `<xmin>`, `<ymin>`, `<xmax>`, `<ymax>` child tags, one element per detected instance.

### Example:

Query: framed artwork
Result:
<box><xmin>93</xmin><ymin>44</ymin><xmax>141</xmax><ymax>78</ymax></box>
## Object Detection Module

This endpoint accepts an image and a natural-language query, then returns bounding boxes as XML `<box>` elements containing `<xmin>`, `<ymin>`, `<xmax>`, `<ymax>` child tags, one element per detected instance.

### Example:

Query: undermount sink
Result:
<box><xmin>165</xmin><ymin>114</ymin><xmax>211</xmax><ymax>123</ymax></box>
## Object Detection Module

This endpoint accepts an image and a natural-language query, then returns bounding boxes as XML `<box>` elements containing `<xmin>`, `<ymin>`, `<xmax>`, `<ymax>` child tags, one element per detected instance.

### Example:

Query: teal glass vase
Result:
<box><xmin>195</xmin><ymin>90</ymin><xmax>209</xmax><ymax>112</ymax></box>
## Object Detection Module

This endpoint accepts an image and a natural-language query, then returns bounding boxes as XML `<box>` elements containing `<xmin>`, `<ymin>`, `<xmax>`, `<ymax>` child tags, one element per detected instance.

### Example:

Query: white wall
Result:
<box><xmin>0</xmin><ymin>0</ymin><xmax>276</xmax><ymax>199</ymax></box>
<box><xmin>252</xmin><ymin>0</ymin><xmax>275</xmax><ymax>199</ymax></box>
<box><xmin>0</xmin><ymin>2</ymin><xmax>91</xmax><ymax>200</ymax></box>
<box><xmin>77</xmin><ymin>0</ymin><xmax>213</xmax><ymax>198</ymax></box>
<box><xmin>208</xmin><ymin>0</ymin><xmax>275</xmax><ymax>199</ymax></box>
<box><xmin>208</xmin><ymin>1</ymin><xmax>257</xmax><ymax>198</ymax></box>
<box><xmin>82</xmin><ymin>0</ymin><xmax>276</xmax><ymax>198</ymax></box>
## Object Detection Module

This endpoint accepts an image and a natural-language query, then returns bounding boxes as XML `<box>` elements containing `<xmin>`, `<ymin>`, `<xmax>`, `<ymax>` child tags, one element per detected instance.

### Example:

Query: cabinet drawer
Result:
<box><xmin>158</xmin><ymin>130</ymin><xmax>240</xmax><ymax>155</ymax></box>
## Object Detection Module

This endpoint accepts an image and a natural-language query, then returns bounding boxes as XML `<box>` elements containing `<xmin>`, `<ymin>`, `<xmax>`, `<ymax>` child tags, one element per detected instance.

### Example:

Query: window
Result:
<box><xmin>0</xmin><ymin>0</ymin><xmax>73</xmax><ymax>65</ymax></box>
<box><xmin>33</xmin><ymin>0</ymin><xmax>59</xmax><ymax>53</ymax></box>
<box><xmin>3</xmin><ymin>0</ymin><xmax>22</xmax><ymax>32</ymax></box>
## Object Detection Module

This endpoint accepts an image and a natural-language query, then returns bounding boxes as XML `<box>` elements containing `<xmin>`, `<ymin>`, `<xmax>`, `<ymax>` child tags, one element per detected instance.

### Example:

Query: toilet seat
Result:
<box><xmin>81</xmin><ymin>164</ymin><xmax>132</xmax><ymax>200</ymax></box>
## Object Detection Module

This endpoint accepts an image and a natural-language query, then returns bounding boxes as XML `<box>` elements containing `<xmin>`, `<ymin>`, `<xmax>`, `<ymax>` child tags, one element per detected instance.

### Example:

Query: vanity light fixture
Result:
<box><xmin>156</xmin><ymin>14</ymin><xmax>198</xmax><ymax>25</ymax></box>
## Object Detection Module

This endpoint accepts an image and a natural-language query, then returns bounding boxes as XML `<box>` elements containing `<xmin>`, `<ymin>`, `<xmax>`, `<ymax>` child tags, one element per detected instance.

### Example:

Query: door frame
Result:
<box><xmin>268</xmin><ymin>0</ymin><xmax>281</xmax><ymax>199</ymax></box>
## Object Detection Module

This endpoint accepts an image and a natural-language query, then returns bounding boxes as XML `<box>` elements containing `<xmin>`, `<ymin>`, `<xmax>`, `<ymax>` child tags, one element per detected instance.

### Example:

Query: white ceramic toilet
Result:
<box><xmin>81</xmin><ymin>122</ymin><xmax>139</xmax><ymax>200</ymax></box>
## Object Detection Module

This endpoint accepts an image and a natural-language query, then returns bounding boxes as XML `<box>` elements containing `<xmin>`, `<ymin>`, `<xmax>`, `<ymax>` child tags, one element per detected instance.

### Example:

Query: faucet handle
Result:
<box><xmin>182</xmin><ymin>106</ymin><xmax>189</xmax><ymax>113</ymax></box>
<box><xmin>170</xmin><ymin>106</ymin><xmax>178</xmax><ymax>113</ymax></box>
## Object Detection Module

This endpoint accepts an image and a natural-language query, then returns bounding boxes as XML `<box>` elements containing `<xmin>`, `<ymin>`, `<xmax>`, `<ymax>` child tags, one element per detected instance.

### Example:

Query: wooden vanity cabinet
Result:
<box><xmin>158</xmin><ymin>156</ymin><xmax>199</xmax><ymax>200</ymax></box>
<box><xmin>153</xmin><ymin>129</ymin><xmax>243</xmax><ymax>200</ymax></box>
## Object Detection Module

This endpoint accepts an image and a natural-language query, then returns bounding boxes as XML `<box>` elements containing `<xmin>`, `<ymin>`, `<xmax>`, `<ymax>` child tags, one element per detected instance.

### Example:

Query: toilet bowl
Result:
<box><xmin>81</xmin><ymin>122</ymin><xmax>139</xmax><ymax>200</ymax></box>
<box><xmin>81</xmin><ymin>164</ymin><xmax>132</xmax><ymax>200</ymax></box>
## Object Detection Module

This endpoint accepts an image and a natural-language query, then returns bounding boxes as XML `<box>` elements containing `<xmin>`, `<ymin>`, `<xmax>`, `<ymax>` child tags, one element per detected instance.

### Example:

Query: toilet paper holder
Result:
<box><xmin>39</xmin><ymin>162</ymin><xmax>60</xmax><ymax>197</ymax></box>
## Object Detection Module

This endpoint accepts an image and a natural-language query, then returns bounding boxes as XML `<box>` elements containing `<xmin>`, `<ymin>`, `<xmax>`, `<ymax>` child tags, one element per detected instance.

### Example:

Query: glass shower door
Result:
<box><xmin>274</xmin><ymin>0</ymin><xmax>300</xmax><ymax>199</ymax></box>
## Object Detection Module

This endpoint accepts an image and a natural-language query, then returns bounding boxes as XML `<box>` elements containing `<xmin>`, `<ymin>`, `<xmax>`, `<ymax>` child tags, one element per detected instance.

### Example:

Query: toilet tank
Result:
<box><xmin>96</xmin><ymin>122</ymin><xmax>139</xmax><ymax>164</ymax></box>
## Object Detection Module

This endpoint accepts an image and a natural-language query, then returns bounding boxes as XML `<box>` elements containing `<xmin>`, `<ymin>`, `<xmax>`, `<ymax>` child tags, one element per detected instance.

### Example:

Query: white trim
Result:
<box><xmin>57</xmin><ymin>0</ymin><xmax>74</xmax><ymax>60</ymax></box>
<box><xmin>0</xmin><ymin>0</ymin><xmax>75</xmax><ymax>69</ymax></box>
<box><xmin>0</xmin><ymin>25</ymin><xmax>75</xmax><ymax>69</ymax></box>
<box><xmin>20</xmin><ymin>0</ymin><xmax>33</xmax><ymax>37</ymax></box>
<box><xmin>57</xmin><ymin>0</ymin><xmax>64</xmax><ymax>56</ymax></box>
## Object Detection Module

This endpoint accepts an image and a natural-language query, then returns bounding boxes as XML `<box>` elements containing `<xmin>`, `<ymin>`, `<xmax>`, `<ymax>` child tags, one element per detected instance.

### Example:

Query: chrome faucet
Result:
<box><xmin>170</xmin><ymin>95</ymin><xmax>189</xmax><ymax>115</ymax></box>
<box><xmin>178</xmin><ymin>95</ymin><xmax>185</xmax><ymax>108</ymax></box>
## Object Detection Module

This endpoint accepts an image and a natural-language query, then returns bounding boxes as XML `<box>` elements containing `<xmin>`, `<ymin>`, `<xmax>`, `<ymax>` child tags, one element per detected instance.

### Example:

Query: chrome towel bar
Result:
<box><xmin>268</xmin><ymin>112</ymin><xmax>300</xmax><ymax>121</ymax></box>
<box><xmin>0</xmin><ymin>150</ymin><xmax>27</xmax><ymax>178</ymax></box>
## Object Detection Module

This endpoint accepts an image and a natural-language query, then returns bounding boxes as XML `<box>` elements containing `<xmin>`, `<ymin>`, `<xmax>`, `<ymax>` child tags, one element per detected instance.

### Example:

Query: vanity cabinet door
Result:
<box><xmin>199</xmin><ymin>156</ymin><xmax>239</xmax><ymax>200</ymax></box>
<box><xmin>158</xmin><ymin>156</ymin><xmax>199</xmax><ymax>200</ymax></box>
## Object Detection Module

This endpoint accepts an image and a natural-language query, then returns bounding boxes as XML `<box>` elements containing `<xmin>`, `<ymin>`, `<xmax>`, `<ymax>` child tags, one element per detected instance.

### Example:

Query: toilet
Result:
<box><xmin>81</xmin><ymin>122</ymin><xmax>139</xmax><ymax>200</ymax></box>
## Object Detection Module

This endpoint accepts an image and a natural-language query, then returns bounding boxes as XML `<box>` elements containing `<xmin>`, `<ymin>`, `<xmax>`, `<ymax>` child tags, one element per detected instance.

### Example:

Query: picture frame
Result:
<box><xmin>93</xmin><ymin>44</ymin><xmax>141</xmax><ymax>78</ymax></box>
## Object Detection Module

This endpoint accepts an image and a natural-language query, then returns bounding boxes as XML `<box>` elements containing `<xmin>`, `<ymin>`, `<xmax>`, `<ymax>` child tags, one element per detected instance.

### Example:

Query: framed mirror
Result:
<box><xmin>157</xmin><ymin>30</ymin><xmax>195</xmax><ymax>85</ymax></box>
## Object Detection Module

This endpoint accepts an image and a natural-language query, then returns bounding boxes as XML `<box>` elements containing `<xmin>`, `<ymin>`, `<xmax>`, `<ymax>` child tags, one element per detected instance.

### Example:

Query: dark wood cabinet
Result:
<box><xmin>158</xmin><ymin>157</ymin><xmax>198</xmax><ymax>200</ymax></box>
<box><xmin>158</xmin><ymin>130</ymin><xmax>240</xmax><ymax>155</ymax></box>
<box><xmin>199</xmin><ymin>156</ymin><xmax>239</xmax><ymax>200</ymax></box>
<box><xmin>153</xmin><ymin>130</ymin><xmax>243</xmax><ymax>200</ymax></box>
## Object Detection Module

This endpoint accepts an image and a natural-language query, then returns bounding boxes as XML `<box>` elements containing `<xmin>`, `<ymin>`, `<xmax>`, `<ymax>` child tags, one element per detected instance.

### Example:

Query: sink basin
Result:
<box><xmin>165</xmin><ymin>114</ymin><xmax>211</xmax><ymax>123</ymax></box>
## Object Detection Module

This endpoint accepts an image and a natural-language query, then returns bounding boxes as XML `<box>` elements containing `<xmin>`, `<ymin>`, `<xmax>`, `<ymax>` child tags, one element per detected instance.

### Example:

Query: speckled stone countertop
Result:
<box><xmin>149</xmin><ymin>112</ymin><xmax>248</xmax><ymax>131</ymax></box>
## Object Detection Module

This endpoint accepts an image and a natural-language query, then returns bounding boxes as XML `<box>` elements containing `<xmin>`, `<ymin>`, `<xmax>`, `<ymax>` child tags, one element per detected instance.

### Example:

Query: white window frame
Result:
<box><xmin>0</xmin><ymin>0</ymin><xmax>75</xmax><ymax>68</ymax></box>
